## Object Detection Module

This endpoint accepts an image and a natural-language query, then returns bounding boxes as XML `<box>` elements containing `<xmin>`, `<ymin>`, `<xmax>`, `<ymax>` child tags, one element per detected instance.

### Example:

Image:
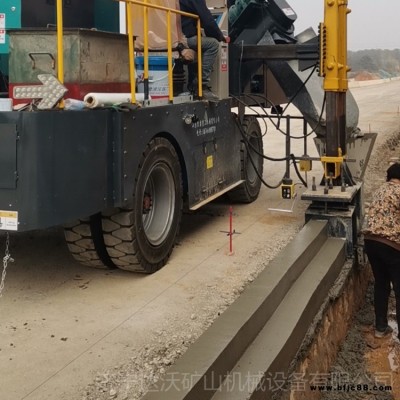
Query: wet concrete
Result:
<box><xmin>142</xmin><ymin>221</ymin><xmax>347</xmax><ymax>400</ymax></box>
<box><xmin>279</xmin><ymin>258</ymin><xmax>372</xmax><ymax>400</ymax></box>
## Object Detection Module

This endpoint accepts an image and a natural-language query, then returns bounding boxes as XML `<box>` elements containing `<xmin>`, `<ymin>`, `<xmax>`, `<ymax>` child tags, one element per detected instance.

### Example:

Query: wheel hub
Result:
<box><xmin>142</xmin><ymin>162</ymin><xmax>175</xmax><ymax>246</ymax></box>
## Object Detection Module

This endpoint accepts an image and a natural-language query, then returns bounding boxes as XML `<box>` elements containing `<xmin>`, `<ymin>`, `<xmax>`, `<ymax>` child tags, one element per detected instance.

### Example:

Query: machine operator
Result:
<box><xmin>179</xmin><ymin>0</ymin><xmax>229</xmax><ymax>100</ymax></box>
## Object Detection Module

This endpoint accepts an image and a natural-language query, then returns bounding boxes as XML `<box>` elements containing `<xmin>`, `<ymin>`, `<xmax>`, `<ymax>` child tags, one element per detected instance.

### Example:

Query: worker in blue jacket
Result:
<box><xmin>179</xmin><ymin>0</ymin><xmax>229</xmax><ymax>100</ymax></box>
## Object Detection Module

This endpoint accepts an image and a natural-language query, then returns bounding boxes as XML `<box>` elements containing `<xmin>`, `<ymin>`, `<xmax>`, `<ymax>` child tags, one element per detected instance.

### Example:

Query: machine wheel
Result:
<box><xmin>228</xmin><ymin>115</ymin><xmax>264</xmax><ymax>203</ymax></box>
<box><xmin>64</xmin><ymin>214</ymin><xmax>115</xmax><ymax>269</ymax></box>
<box><xmin>102</xmin><ymin>138</ymin><xmax>183</xmax><ymax>273</ymax></box>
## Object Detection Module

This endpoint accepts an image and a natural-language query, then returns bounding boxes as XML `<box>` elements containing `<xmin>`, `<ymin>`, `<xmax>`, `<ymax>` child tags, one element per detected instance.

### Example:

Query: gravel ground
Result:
<box><xmin>83</xmin><ymin>223</ymin><xmax>301</xmax><ymax>400</ymax></box>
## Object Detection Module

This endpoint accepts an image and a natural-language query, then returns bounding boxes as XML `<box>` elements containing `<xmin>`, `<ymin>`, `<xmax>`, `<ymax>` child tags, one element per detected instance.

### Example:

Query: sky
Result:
<box><xmin>292</xmin><ymin>0</ymin><xmax>400</xmax><ymax>51</ymax></box>
<box><xmin>118</xmin><ymin>2</ymin><xmax>400</xmax><ymax>51</ymax></box>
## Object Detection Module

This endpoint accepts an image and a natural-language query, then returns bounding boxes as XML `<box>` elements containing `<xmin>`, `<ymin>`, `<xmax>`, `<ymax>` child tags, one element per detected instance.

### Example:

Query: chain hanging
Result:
<box><xmin>0</xmin><ymin>232</ymin><xmax>14</xmax><ymax>297</ymax></box>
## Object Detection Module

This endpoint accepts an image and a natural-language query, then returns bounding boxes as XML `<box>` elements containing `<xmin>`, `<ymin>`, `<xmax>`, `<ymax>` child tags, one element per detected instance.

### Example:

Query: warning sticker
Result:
<box><xmin>0</xmin><ymin>211</ymin><xmax>18</xmax><ymax>231</ymax></box>
<box><xmin>0</xmin><ymin>14</ymin><xmax>5</xmax><ymax>29</ymax></box>
<box><xmin>220</xmin><ymin>47</ymin><xmax>228</xmax><ymax>72</ymax></box>
<box><xmin>206</xmin><ymin>155</ymin><xmax>213</xmax><ymax>169</ymax></box>
<box><xmin>0</xmin><ymin>29</ymin><xmax>5</xmax><ymax>45</ymax></box>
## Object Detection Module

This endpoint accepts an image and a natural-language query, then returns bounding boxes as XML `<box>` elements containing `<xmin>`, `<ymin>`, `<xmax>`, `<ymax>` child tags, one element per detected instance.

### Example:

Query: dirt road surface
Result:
<box><xmin>1</xmin><ymin>79</ymin><xmax>400</xmax><ymax>400</ymax></box>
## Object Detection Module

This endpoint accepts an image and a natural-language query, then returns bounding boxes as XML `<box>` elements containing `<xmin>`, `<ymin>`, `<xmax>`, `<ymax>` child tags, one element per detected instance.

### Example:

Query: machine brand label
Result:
<box><xmin>193</xmin><ymin>111</ymin><xmax>220</xmax><ymax>137</ymax></box>
<box><xmin>0</xmin><ymin>211</ymin><xmax>18</xmax><ymax>231</ymax></box>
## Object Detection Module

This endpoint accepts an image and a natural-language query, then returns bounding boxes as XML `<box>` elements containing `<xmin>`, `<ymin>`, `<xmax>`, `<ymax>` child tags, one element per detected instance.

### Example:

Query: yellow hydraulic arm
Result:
<box><xmin>319</xmin><ymin>0</ymin><xmax>351</xmax><ymax>180</ymax></box>
<box><xmin>320</xmin><ymin>0</ymin><xmax>350</xmax><ymax>92</ymax></box>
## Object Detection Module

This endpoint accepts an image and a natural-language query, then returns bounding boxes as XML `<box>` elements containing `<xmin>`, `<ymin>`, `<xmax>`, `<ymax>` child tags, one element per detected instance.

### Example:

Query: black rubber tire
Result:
<box><xmin>64</xmin><ymin>214</ymin><xmax>115</xmax><ymax>269</ymax></box>
<box><xmin>228</xmin><ymin>115</ymin><xmax>264</xmax><ymax>203</ymax></box>
<box><xmin>102</xmin><ymin>138</ymin><xmax>183</xmax><ymax>273</ymax></box>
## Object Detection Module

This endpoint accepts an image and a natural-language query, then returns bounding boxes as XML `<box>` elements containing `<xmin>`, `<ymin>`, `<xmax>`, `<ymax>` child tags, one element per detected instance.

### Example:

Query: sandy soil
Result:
<box><xmin>1</xmin><ymin>80</ymin><xmax>399</xmax><ymax>400</ymax></box>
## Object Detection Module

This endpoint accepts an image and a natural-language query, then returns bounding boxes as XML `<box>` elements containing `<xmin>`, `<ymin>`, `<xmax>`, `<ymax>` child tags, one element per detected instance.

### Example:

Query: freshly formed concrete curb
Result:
<box><xmin>142</xmin><ymin>220</ymin><xmax>332</xmax><ymax>400</ymax></box>
<box><xmin>211</xmin><ymin>238</ymin><xmax>346</xmax><ymax>399</ymax></box>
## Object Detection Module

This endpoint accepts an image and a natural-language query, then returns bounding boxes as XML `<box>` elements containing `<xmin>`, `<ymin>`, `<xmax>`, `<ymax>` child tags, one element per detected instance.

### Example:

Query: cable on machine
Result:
<box><xmin>233</xmin><ymin>117</ymin><xmax>286</xmax><ymax>189</ymax></box>
<box><xmin>229</xmin><ymin>64</ymin><xmax>327</xmax><ymax>190</ymax></box>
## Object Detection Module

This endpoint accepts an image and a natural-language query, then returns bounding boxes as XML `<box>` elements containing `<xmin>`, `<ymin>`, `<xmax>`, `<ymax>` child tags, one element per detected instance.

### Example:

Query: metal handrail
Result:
<box><xmin>118</xmin><ymin>0</ymin><xmax>203</xmax><ymax>101</ymax></box>
<box><xmin>56</xmin><ymin>0</ymin><xmax>64</xmax><ymax>108</ymax></box>
<box><xmin>53</xmin><ymin>0</ymin><xmax>203</xmax><ymax>105</ymax></box>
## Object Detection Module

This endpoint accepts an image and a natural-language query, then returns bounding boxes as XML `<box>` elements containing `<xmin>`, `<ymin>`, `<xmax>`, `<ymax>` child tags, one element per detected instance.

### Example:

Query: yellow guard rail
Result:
<box><xmin>56</xmin><ymin>0</ymin><xmax>64</xmax><ymax>108</ymax></box>
<box><xmin>54</xmin><ymin>0</ymin><xmax>204</xmax><ymax>105</ymax></box>
<box><xmin>118</xmin><ymin>0</ymin><xmax>203</xmax><ymax>102</ymax></box>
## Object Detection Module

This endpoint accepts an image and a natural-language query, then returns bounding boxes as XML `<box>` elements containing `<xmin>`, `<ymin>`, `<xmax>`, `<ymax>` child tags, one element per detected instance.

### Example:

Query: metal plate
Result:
<box><xmin>0</xmin><ymin>123</ymin><xmax>17</xmax><ymax>189</ymax></box>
